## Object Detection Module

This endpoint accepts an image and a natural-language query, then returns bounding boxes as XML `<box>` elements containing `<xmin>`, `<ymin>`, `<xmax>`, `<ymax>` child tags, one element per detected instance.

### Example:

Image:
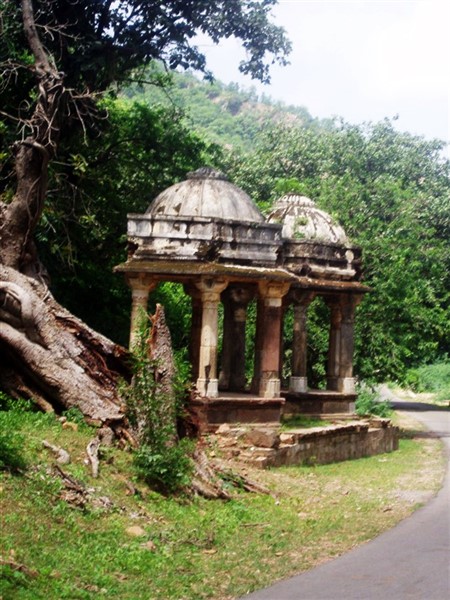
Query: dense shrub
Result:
<box><xmin>405</xmin><ymin>361</ymin><xmax>450</xmax><ymax>402</ymax></box>
<box><xmin>355</xmin><ymin>384</ymin><xmax>393</xmax><ymax>418</ymax></box>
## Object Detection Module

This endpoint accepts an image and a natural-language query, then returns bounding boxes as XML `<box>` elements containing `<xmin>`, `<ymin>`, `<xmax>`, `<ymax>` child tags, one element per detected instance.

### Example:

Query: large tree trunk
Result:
<box><xmin>0</xmin><ymin>265</ymin><xmax>128</xmax><ymax>422</ymax></box>
<box><xmin>0</xmin><ymin>1</ymin><xmax>129</xmax><ymax>423</ymax></box>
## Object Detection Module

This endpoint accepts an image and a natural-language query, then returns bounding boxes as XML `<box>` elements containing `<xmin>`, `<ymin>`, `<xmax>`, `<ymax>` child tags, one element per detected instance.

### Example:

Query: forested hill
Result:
<box><xmin>123</xmin><ymin>69</ymin><xmax>319</xmax><ymax>150</ymax></box>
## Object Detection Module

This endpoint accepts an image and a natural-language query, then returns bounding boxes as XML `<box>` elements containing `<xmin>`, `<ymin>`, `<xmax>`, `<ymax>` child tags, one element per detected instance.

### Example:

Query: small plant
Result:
<box><xmin>355</xmin><ymin>383</ymin><xmax>392</xmax><ymax>418</ymax></box>
<box><xmin>122</xmin><ymin>308</ymin><xmax>194</xmax><ymax>493</ymax></box>
<box><xmin>134</xmin><ymin>437</ymin><xmax>194</xmax><ymax>493</ymax></box>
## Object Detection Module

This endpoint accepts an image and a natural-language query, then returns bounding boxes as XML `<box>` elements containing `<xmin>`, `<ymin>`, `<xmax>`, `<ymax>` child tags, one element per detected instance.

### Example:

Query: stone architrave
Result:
<box><xmin>195</xmin><ymin>278</ymin><xmax>228</xmax><ymax>397</ymax></box>
<box><xmin>289</xmin><ymin>290</ymin><xmax>315</xmax><ymax>393</ymax></box>
<box><xmin>253</xmin><ymin>281</ymin><xmax>290</xmax><ymax>398</ymax></box>
<box><xmin>126</xmin><ymin>274</ymin><xmax>158</xmax><ymax>349</ymax></box>
<box><xmin>219</xmin><ymin>286</ymin><xmax>254</xmax><ymax>392</ymax></box>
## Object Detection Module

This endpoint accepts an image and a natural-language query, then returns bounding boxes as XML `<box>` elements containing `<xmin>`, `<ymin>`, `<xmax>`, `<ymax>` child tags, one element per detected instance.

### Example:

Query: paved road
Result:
<box><xmin>241</xmin><ymin>391</ymin><xmax>450</xmax><ymax>600</ymax></box>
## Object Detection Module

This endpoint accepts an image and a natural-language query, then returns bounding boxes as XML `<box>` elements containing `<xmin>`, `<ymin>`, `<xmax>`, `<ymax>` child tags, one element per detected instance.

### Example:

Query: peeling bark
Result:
<box><xmin>0</xmin><ymin>265</ymin><xmax>128</xmax><ymax>424</ymax></box>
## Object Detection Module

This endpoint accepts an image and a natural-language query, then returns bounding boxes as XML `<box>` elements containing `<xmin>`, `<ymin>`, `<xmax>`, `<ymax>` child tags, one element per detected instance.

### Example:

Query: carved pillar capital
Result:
<box><xmin>126</xmin><ymin>273</ymin><xmax>158</xmax><ymax>293</ymax></box>
<box><xmin>195</xmin><ymin>278</ymin><xmax>228</xmax><ymax>302</ymax></box>
<box><xmin>288</xmin><ymin>289</ymin><xmax>316</xmax><ymax>307</ymax></box>
<box><xmin>258</xmin><ymin>280</ymin><xmax>291</xmax><ymax>307</ymax></box>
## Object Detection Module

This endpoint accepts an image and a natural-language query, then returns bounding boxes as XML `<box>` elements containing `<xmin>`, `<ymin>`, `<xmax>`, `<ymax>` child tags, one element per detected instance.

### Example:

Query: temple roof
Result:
<box><xmin>267</xmin><ymin>194</ymin><xmax>349</xmax><ymax>245</ymax></box>
<box><xmin>146</xmin><ymin>167</ymin><xmax>264</xmax><ymax>223</ymax></box>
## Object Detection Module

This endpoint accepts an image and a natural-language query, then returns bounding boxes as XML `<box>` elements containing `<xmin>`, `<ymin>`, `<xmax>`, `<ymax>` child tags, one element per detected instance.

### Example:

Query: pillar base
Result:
<box><xmin>196</xmin><ymin>378</ymin><xmax>219</xmax><ymax>398</ymax></box>
<box><xmin>260</xmin><ymin>378</ymin><xmax>281</xmax><ymax>398</ymax></box>
<box><xmin>339</xmin><ymin>377</ymin><xmax>356</xmax><ymax>394</ymax></box>
<box><xmin>289</xmin><ymin>376</ymin><xmax>308</xmax><ymax>393</ymax></box>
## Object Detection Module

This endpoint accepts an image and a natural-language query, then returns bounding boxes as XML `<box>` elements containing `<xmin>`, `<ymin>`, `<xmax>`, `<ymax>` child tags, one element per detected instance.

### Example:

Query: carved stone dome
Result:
<box><xmin>126</xmin><ymin>167</ymin><xmax>281</xmax><ymax>267</ymax></box>
<box><xmin>146</xmin><ymin>167</ymin><xmax>264</xmax><ymax>223</ymax></box>
<box><xmin>267</xmin><ymin>194</ymin><xmax>348</xmax><ymax>245</ymax></box>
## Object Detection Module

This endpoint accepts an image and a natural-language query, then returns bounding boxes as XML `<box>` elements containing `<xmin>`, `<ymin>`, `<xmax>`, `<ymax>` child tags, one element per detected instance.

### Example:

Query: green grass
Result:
<box><xmin>281</xmin><ymin>415</ymin><xmax>331</xmax><ymax>429</ymax></box>
<box><xmin>0</xmin><ymin>403</ymin><xmax>445</xmax><ymax>600</ymax></box>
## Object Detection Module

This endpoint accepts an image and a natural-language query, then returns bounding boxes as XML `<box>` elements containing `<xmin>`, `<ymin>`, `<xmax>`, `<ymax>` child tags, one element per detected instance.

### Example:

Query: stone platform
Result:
<box><xmin>207</xmin><ymin>418</ymin><xmax>399</xmax><ymax>468</ymax></box>
<box><xmin>189</xmin><ymin>393</ymin><xmax>285</xmax><ymax>433</ymax></box>
<box><xmin>283</xmin><ymin>389</ymin><xmax>357</xmax><ymax>417</ymax></box>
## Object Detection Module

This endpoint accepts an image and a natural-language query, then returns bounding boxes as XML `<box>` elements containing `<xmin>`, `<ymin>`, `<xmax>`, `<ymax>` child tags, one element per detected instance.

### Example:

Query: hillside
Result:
<box><xmin>123</xmin><ymin>68</ymin><xmax>319</xmax><ymax>150</ymax></box>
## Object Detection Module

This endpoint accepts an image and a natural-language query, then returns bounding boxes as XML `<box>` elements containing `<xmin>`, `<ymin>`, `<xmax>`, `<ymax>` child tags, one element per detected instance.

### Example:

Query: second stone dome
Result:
<box><xmin>267</xmin><ymin>194</ymin><xmax>348</xmax><ymax>245</ymax></box>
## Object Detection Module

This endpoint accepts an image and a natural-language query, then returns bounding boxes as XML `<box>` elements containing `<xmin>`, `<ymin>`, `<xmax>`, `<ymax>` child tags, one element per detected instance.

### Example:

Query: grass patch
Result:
<box><xmin>281</xmin><ymin>415</ymin><xmax>331</xmax><ymax>429</ymax></box>
<box><xmin>0</xmin><ymin>401</ymin><xmax>445</xmax><ymax>599</ymax></box>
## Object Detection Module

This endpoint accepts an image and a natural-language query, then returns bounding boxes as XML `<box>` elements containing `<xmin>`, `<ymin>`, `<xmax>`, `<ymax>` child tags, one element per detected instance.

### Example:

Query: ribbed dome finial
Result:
<box><xmin>187</xmin><ymin>167</ymin><xmax>228</xmax><ymax>181</ymax></box>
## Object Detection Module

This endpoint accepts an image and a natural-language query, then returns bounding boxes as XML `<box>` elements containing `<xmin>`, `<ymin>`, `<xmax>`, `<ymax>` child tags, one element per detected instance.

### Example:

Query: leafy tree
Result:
<box><xmin>0</xmin><ymin>0</ymin><xmax>290</xmax><ymax>419</ymax></box>
<box><xmin>38</xmin><ymin>98</ymin><xmax>212</xmax><ymax>346</ymax></box>
<box><xmin>219</xmin><ymin>118</ymin><xmax>450</xmax><ymax>383</ymax></box>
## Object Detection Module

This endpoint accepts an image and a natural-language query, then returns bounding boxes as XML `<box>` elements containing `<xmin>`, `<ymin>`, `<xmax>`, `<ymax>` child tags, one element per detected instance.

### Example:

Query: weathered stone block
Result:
<box><xmin>243</xmin><ymin>428</ymin><xmax>280</xmax><ymax>448</ymax></box>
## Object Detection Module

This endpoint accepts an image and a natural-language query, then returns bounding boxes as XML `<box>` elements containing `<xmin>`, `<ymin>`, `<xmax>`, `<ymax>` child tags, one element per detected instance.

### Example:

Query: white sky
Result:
<box><xmin>197</xmin><ymin>0</ymin><xmax>450</xmax><ymax>153</ymax></box>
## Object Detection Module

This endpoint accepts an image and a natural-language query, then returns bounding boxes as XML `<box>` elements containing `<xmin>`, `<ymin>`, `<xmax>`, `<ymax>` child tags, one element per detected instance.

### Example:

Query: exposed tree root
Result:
<box><xmin>0</xmin><ymin>265</ymin><xmax>129</xmax><ymax>425</ymax></box>
<box><xmin>189</xmin><ymin>447</ymin><xmax>270</xmax><ymax>500</ymax></box>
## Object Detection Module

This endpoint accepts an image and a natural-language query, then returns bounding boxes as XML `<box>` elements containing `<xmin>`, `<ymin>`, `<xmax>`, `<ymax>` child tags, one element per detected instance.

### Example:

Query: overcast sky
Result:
<box><xmin>198</xmin><ymin>0</ymin><xmax>449</xmax><ymax>154</ymax></box>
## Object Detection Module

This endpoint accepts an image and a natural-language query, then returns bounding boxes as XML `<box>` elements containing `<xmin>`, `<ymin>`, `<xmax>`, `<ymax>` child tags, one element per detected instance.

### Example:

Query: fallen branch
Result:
<box><xmin>53</xmin><ymin>464</ymin><xmax>89</xmax><ymax>508</ymax></box>
<box><xmin>42</xmin><ymin>440</ymin><xmax>70</xmax><ymax>464</ymax></box>
<box><xmin>0</xmin><ymin>557</ymin><xmax>39</xmax><ymax>578</ymax></box>
<box><xmin>86</xmin><ymin>437</ymin><xmax>100</xmax><ymax>478</ymax></box>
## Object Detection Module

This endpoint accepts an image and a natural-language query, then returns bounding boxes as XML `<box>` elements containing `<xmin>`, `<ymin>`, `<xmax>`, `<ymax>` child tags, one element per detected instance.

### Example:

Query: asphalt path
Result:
<box><xmin>241</xmin><ymin>388</ymin><xmax>450</xmax><ymax>600</ymax></box>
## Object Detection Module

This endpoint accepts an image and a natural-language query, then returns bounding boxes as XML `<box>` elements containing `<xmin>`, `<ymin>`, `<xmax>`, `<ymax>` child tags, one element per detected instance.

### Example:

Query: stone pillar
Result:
<box><xmin>326</xmin><ymin>296</ymin><xmax>342</xmax><ymax>391</ymax></box>
<box><xmin>219</xmin><ymin>286</ymin><xmax>254</xmax><ymax>392</ymax></box>
<box><xmin>289</xmin><ymin>291</ymin><xmax>315</xmax><ymax>393</ymax></box>
<box><xmin>253</xmin><ymin>281</ymin><xmax>290</xmax><ymax>398</ymax></box>
<box><xmin>126</xmin><ymin>274</ymin><xmax>158</xmax><ymax>349</ymax></box>
<box><xmin>195</xmin><ymin>278</ymin><xmax>228</xmax><ymax>398</ymax></box>
<box><xmin>338</xmin><ymin>294</ymin><xmax>363</xmax><ymax>394</ymax></box>
<box><xmin>325</xmin><ymin>294</ymin><xmax>363</xmax><ymax>393</ymax></box>
<box><xmin>184</xmin><ymin>285</ymin><xmax>202</xmax><ymax>381</ymax></box>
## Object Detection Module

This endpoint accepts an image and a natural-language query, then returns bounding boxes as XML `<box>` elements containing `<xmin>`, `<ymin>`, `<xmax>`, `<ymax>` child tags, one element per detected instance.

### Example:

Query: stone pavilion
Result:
<box><xmin>115</xmin><ymin>167</ymin><xmax>370</xmax><ymax>431</ymax></box>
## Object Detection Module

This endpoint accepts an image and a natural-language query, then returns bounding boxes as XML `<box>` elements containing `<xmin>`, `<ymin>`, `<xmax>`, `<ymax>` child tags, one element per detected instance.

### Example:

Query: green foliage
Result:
<box><xmin>0</xmin><ymin>420</ymin><xmax>27</xmax><ymax>473</ymax></box>
<box><xmin>36</xmin><ymin>99</ymin><xmax>210</xmax><ymax>346</ymax></box>
<box><xmin>134</xmin><ymin>437</ymin><xmax>194</xmax><ymax>494</ymax></box>
<box><xmin>122</xmin><ymin>311</ymin><xmax>194</xmax><ymax>493</ymax></box>
<box><xmin>355</xmin><ymin>384</ymin><xmax>393</xmax><ymax>418</ymax></box>
<box><xmin>0</xmin><ymin>393</ymin><xmax>27</xmax><ymax>472</ymax></box>
<box><xmin>126</xmin><ymin>68</ymin><xmax>315</xmax><ymax>151</ymax></box>
<box><xmin>1</xmin><ymin>0</ymin><xmax>290</xmax><ymax>120</ymax></box>
<box><xmin>405</xmin><ymin>360</ymin><xmax>450</xmax><ymax>402</ymax></box>
<box><xmin>217</xmin><ymin>116</ymin><xmax>449</xmax><ymax>382</ymax></box>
